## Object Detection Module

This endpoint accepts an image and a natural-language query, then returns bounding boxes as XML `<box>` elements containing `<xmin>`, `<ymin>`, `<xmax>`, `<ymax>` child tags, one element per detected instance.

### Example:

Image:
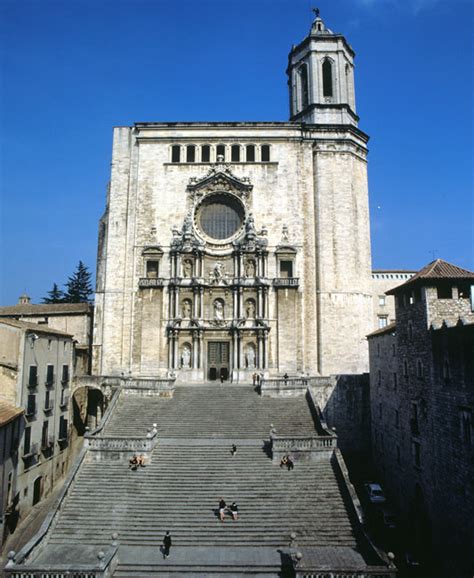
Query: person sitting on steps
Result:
<box><xmin>280</xmin><ymin>455</ymin><xmax>288</xmax><ymax>468</ymax></box>
<box><xmin>129</xmin><ymin>454</ymin><xmax>139</xmax><ymax>470</ymax></box>
<box><xmin>137</xmin><ymin>454</ymin><xmax>146</xmax><ymax>467</ymax></box>
<box><xmin>218</xmin><ymin>497</ymin><xmax>227</xmax><ymax>522</ymax></box>
<box><xmin>230</xmin><ymin>502</ymin><xmax>239</xmax><ymax>520</ymax></box>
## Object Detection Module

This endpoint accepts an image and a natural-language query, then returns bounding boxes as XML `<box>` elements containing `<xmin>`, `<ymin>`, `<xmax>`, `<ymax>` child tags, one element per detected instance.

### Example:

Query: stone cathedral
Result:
<box><xmin>92</xmin><ymin>13</ymin><xmax>373</xmax><ymax>382</ymax></box>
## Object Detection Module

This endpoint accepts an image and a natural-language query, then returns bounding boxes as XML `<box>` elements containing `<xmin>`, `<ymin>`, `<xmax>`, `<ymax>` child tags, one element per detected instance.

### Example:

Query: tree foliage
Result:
<box><xmin>41</xmin><ymin>262</ymin><xmax>93</xmax><ymax>304</ymax></box>
<box><xmin>42</xmin><ymin>283</ymin><xmax>65</xmax><ymax>304</ymax></box>
<box><xmin>64</xmin><ymin>261</ymin><xmax>93</xmax><ymax>303</ymax></box>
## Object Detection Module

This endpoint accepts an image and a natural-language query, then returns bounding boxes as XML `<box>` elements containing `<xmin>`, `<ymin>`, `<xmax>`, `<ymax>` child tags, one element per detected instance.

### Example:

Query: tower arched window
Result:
<box><xmin>322</xmin><ymin>58</ymin><xmax>334</xmax><ymax>98</ymax></box>
<box><xmin>299</xmin><ymin>64</ymin><xmax>309</xmax><ymax>109</ymax></box>
<box><xmin>186</xmin><ymin>145</ymin><xmax>196</xmax><ymax>163</ymax></box>
<box><xmin>171</xmin><ymin>145</ymin><xmax>181</xmax><ymax>163</ymax></box>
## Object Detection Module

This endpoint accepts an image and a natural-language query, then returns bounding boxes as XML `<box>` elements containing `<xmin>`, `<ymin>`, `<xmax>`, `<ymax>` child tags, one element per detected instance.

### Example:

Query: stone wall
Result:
<box><xmin>93</xmin><ymin>122</ymin><xmax>372</xmax><ymax>379</ymax></box>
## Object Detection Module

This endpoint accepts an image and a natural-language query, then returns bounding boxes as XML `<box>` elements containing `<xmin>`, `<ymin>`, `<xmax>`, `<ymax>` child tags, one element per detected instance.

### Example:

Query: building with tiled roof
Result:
<box><xmin>368</xmin><ymin>259</ymin><xmax>474</xmax><ymax>578</ymax></box>
<box><xmin>0</xmin><ymin>298</ymin><xmax>93</xmax><ymax>375</ymax></box>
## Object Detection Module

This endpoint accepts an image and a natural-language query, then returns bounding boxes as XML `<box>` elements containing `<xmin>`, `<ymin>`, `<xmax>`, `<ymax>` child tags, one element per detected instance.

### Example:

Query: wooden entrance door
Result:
<box><xmin>208</xmin><ymin>342</ymin><xmax>230</xmax><ymax>381</ymax></box>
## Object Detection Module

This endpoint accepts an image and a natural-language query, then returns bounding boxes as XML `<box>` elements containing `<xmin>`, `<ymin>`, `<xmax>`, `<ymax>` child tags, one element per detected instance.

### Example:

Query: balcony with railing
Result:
<box><xmin>139</xmin><ymin>277</ymin><xmax>165</xmax><ymax>288</ymax></box>
<box><xmin>273</xmin><ymin>277</ymin><xmax>299</xmax><ymax>288</ymax></box>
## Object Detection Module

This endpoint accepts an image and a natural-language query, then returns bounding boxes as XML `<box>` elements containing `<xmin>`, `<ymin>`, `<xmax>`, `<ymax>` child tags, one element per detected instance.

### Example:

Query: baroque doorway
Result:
<box><xmin>207</xmin><ymin>341</ymin><xmax>230</xmax><ymax>381</ymax></box>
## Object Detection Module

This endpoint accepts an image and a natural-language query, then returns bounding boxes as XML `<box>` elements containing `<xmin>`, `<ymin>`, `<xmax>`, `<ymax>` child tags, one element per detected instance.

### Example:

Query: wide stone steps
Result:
<box><xmin>46</xmin><ymin>444</ymin><xmax>355</xmax><ymax>549</ymax></box>
<box><xmin>104</xmin><ymin>386</ymin><xmax>316</xmax><ymax>438</ymax></box>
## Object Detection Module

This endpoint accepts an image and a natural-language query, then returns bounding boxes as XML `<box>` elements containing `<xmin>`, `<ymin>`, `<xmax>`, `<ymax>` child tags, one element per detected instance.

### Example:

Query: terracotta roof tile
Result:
<box><xmin>0</xmin><ymin>400</ymin><xmax>24</xmax><ymax>427</ymax></box>
<box><xmin>0</xmin><ymin>303</ymin><xmax>91</xmax><ymax>316</ymax></box>
<box><xmin>386</xmin><ymin>259</ymin><xmax>474</xmax><ymax>294</ymax></box>
<box><xmin>0</xmin><ymin>318</ymin><xmax>73</xmax><ymax>338</ymax></box>
<box><xmin>367</xmin><ymin>322</ymin><xmax>396</xmax><ymax>339</ymax></box>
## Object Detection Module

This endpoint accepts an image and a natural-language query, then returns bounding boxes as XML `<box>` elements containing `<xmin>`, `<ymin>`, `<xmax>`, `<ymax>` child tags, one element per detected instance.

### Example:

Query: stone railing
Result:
<box><xmin>138</xmin><ymin>277</ymin><xmax>165</xmax><ymax>288</ymax></box>
<box><xmin>86</xmin><ymin>386</ymin><xmax>122</xmax><ymax>437</ymax></box>
<box><xmin>122</xmin><ymin>377</ymin><xmax>175</xmax><ymax>397</ymax></box>
<box><xmin>273</xmin><ymin>277</ymin><xmax>299</xmax><ymax>288</ymax></box>
<box><xmin>271</xmin><ymin>434</ymin><xmax>337</xmax><ymax>463</ymax></box>
<box><xmin>261</xmin><ymin>376</ymin><xmax>334</xmax><ymax>397</ymax></box>
<box><xmin>85</xmin><ymin>431</ymin><xmax>158</xmax><ymax>453</ymax></box>
<box><xmin>5</xmin><ymin>541</ymin><xmax>119</xmax><ymax>578</ymax></box>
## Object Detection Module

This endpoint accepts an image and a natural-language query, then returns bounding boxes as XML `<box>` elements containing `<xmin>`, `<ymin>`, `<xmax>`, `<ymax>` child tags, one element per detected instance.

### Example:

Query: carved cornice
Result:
<box><xmin>187</xmin><ymin>163</ymin><xmax>253</xmax><ymax>202</ymax></box>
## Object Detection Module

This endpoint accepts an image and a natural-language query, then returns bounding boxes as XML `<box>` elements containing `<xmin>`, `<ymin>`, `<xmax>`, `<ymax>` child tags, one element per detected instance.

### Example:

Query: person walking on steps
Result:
<box><xmin>163</xmin><ymin>531</ymin><xmax>172</xmax><ymax>559</ymax></box>
<box><xmin>230</xmin><ymin>444</ymin><xmax>237</xmax><ymax>457</ymax></box>
<box><xmin>219</xmin><ymin>497</ymin><xmax>227</xmax><ymax>521</ymax></box>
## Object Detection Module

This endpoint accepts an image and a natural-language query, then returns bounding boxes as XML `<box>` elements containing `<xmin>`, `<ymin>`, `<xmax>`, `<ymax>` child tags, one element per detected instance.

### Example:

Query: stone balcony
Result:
<box><xmin>273</xmin><ymin>277</ymin><xmax>299</xmax><ymax>288</ymax></box>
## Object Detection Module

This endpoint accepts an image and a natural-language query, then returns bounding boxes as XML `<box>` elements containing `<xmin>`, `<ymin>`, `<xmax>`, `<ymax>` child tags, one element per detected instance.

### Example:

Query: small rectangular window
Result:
<box><xmin>261</xmin><ymin>145</ymin><xmax>270</xmax><ymax>162</ymax></box>
<box><xmin>186</xmin><ymin>145</ymin><xmax>196</xmax><ymax>163</ymax></box>
<box><xmin>437</xmin><ymin>285</ymin><xmax>452</xmax><ymax>299</ymax></box>
<box><xmin>378</xmin><ymin>316</ymin><xmax>388</xmax><ymax>329</ymax></box>
<box><xmin>59</xmin><ymin>416</ymin><xmax>68</xmax><ymax>440</ymax></box>
<box><xmin>378</xmin><ymin>295</ymin><xmax>386</xmax><ymax>306</ymax></box>
<box><xmin>46</xmin><ymin>364</ymin><xmax>54</xmax><ymax>386</ymax></box>
<box><xmin>231</xmin><ymin>145</ymin><xmax>240</xmax><ymax>162</ymax></box>
<box><xmin>146</xmin><ymin>260</ymin><xmax>159</xmax><ymax>278</ymax></box>
<box><xmin>62</xmin><ymin>365</ymin><xmax>69</xmax><ymax>385</ymax></box>
<box><xmin>171</xmin><ymin>145</ymin><xmax>181</xmax><ymax>163</ymax></box>
<box><xmin>279</xmin><ymin>260</ymin><xmax>293</xmax><ymax>278</ymax></box>
<box><xmin>24</xmin><ymin>427</ymin><xmax>31</xmax><ymax>455</ymax></box>
<box><xmin>246</xmin><ymin>145</ymin><xmax>255</xmax><ymax>162</ymax></box>
<box><xmin>42</xmin><ymin>421</ymin><xmax>49</xmax><ymax>448</ymax></box>
<box><xmin>28</xmin><ymin>366</ymin><xmax>38</xmax><ymax>387</ymax></box>
<box><xmin>201</xmin><ymin>145</ymin><xmax>210</xmax><ymax>162</ymax></box>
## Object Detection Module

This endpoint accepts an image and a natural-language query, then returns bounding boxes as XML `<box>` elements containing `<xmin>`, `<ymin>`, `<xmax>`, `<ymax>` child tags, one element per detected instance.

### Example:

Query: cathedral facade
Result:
<box><xmin>92</xmin><ymin>14</ymin><xmax>373</xmax><ymax>381</ymax></box>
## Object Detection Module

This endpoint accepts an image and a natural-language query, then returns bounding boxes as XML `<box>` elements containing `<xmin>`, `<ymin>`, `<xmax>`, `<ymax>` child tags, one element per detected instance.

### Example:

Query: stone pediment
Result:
<box><xmin>187</xmin><ymin>164</ymin><xmax>253</xmax><ymax>201</ymax></box>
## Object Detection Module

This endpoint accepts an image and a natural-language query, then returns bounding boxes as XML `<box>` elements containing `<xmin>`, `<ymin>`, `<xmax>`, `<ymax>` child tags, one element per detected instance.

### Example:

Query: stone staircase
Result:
<box><xmin>103</xmin><ymin>385</ymin><xmax>318</xmax><ymax>438</ymax></box>
<box><xmin>15</xmin><ymin>385</ymin><xmax>379</xmax><ymax>576</ymax></box>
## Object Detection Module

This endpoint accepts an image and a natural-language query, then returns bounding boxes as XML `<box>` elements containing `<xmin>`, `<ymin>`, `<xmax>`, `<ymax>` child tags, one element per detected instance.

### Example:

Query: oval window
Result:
<box><xmin>197</xmin><ymin>194</ymin><xmax>244</xmax><ymax>240</ymax></box>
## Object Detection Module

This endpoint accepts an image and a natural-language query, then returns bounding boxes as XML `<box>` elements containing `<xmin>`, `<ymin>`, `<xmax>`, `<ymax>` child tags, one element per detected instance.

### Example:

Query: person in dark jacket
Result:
<box><xmin>219</xmin><ymin>498</ymin><xmax>227</xmax><ymax>521</ymax></box>
<box><xmin>163</xmin><ymin>531</ymin><xmax>172</xmax><ymax>558</ymax></box>
<box><xmin>230</xmin><ymin>502</ymin><xmax>239</xmax><ymax>520</ymax></box>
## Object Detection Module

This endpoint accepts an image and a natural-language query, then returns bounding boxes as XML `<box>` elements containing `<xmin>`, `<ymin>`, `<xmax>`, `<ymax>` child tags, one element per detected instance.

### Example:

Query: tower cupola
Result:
<box><xmin>287</xmin><ymin>10</ymin><xmax>358</xmax><ymax>125</ymax></box>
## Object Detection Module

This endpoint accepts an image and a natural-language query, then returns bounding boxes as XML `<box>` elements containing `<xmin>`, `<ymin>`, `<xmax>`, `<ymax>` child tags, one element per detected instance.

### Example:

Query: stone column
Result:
<box><xmin>168</xmin><ymin>334</ymin><xmax>173</xmax><ymax>369</ymax></box>
<box><xmin>257</xmin><ymin>333</ymin><xmax>263</xmax><ymax>369</ymax></box>
<box><xmin>193</xmin><ymin>287</ymin><xmax>199</xmax><ymax>318</ymax></box>
<box><xmin>233</xmin><ymin>332</ymin><xmax>238</xmax><ymax>371</ymax></box>
<box><xmin>257</xmin><ymin>288</ymin><xmax>262</xmax><ymax>317</ymax></box>
<box><xmin>174</xmin><ymin>287</ymin><xmax>180</xmax><ymax>318</ymax></box>
<box><xmin>199</xmin><ymin>287</ymin><xmax>204</xmax><ymax>318</ymax></box>
<box><xmin>263</xmin><ymin>331</ymin><xmax>269</xmax><ymax>369</ymax></box>
<box><xmin>192</xmin><ymin>332</ymin><xmax>198</xmax><ymax>369</ymax></box>
<box><xmin>232</xmin><ymin>287</ymin><xmax>238</xmax><ymax>319</ymax></box>
<box><xmin>238</xmin><ymin>287</ymin><xmax>243</xmax><ymax>318</ymax></box>
<box><xmin>198</xmin><ymin>331</ymin><xmax>203</xmax><ymax>369</ymax></box>
<box><xmin>173</xmin><ymin>332</ymin><xmax>179</xmax><ymax>369</ymax></box>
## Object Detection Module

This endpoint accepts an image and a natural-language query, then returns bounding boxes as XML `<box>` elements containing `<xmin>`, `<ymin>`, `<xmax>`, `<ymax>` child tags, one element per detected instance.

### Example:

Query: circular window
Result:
<box><xmin>196</xmin><ymin>194</ymin><xmax>245</xmax><ymax>241</ymax></box>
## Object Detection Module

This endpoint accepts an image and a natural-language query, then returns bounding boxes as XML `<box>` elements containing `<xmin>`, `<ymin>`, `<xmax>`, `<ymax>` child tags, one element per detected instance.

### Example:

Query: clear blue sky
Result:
<box><xmin>1</xmin><ymin>0</ymin><xmax>473</xmax><ymax>305</ymax></box>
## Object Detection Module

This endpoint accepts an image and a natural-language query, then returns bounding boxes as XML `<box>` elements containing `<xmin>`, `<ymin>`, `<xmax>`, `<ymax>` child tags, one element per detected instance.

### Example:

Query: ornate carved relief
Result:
<box><xmin>187</xmin><ymin>163</ymin><xmax>253</xmax><ymax>204</ymax></box>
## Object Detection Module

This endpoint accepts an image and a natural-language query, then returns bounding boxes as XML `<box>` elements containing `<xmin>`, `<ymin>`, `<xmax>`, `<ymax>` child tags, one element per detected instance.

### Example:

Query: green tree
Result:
<box><xmin>64</xmin><ymin>261</ymin><xmax>93</xmax><ymax>303</ymax></box>
<box><xmin>42</xmin><ymin>283</ymin><xmax>65</xmax><ymax>304</ymax></box>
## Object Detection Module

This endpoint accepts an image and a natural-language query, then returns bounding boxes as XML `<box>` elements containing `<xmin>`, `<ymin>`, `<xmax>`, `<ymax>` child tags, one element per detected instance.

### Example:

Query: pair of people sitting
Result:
<box><xmin>279</xmin><ymin>454</ymin><xmax>294</xmax><ymax>470</ymax></box>
<box><xmin>218</xmin><ymin>498</ymin><xmax>239</xmax><ymax>521</ymax></box>
<box><xmin>129</xmin><ymin>454</ymin><xmax>146</xmax><ymax>470</ymax></box>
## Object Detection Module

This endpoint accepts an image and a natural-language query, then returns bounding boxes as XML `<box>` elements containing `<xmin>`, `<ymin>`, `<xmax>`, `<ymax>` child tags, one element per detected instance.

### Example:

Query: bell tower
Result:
<box><xmin>287</xmin><ymin>9</ymin><xmax>358</xmax><ymax>125</ymax></box>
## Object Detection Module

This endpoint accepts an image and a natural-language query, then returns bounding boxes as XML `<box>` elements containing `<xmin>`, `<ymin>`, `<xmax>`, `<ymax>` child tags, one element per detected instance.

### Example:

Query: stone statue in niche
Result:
<box><xmin>246</xmin><ymin>344</ymin><xmax>256</xmax><ymax>369</ymax></box>
<box><xmin>210</xmin><ymin>261</ymin><xmax>225</xmax><ymax>283</ymax></box>
<box><xmin>181</xmin><ymin>344</ymin><xmax>191</xmax><ymax>368</ymax></box>
<box><xmin>245</xmin><ymin>299</ymin><xmax>256</xmax><ymax>319</ymax></box>
<box><xmin>281</xmin><ymin>224</ymin><xmax>289</xmax><ymax>243</ymax></box>
<box><xmin>183</xmin><ymin>259</ymin><xmax>193</xmax><ymax>278</ymax></box>
<box><xmin>213</xmin><ymin>299</ymin><xmax>224</xmax><ymax>321</ymax></box>
<box><xmin>245</xmin><ymin>259</ymin><xmax>256</xmax><ymax>277</ymax></box>
<box><xmin>181</xmin><ymin>299</ymin><xmax>192</xmax><ymax>319</ymax></box>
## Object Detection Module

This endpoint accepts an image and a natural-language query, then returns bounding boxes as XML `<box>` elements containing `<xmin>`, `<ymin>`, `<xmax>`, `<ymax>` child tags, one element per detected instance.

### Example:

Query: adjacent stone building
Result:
<box><xmin>371</xmin><ymin>270</ymin><xmax>415</xmax><ymax>330</ymax></box>
<box><xmin>0</xmin><ymin>319</ymin><xmax>74</xmax><ymax>541</ymax></box>
<box><xmin>0</xmin><ymin>401</ymin><xmax>24</xmax><ymax>547</ymax></box>
<box><xmin>0</xmin><ymin>298</ymin><xmax>93</xmax><ymax>375</ymax></box>
<box><xmin>368</xmin><ymin>259</ymin><xmax>474</xmax><ymax>578</ymax></box>
<box><xmin>93</xmin><ymin>13</ymin><xmax>373</xmax><ymax>381</ymax></box>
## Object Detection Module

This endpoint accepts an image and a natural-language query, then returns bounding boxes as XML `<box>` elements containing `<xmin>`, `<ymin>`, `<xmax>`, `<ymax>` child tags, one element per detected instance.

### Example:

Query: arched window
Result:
<box><xmin>186</xmin><ymin>145</ymin><xmax>196</xmax><ymax>163</ymax></box>
<box><xmin>246</xmin><ymin>144</ymin><xmax>255</xmax><ymax>162</ymax></box>
<box><xmin>171</xmin><ymin>145</ymin><xmax>181</xmax><ymax>163</ymax></box>
<box><xmin>299</xmin><ymin>64</ymin><xmax>309</xmax><ymax>109</ymax></box>
<box><xmin>201</xmin><ymin>145</ymin><xmax>210</xmax><ymax>163</ymax></box>
<box><xmin>231</xmin><ymin>144</ymin><xmax>240</xmax><ymax>162</ymax></box>
<box><xmin>322</xmin><ymin>58</ymin><xmax>333</xmax><ymax>98</ymax></box>
<box><xmin>261</xmin><ymin>144</ymin><xmax>270</xmax><ymax>162</ymax></box>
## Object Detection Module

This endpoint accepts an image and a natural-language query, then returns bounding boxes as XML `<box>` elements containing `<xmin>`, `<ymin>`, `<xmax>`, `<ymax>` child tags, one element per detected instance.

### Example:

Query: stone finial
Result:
<box><xmin>97</xmin><ymin>551</ymin><xmax>105</xmax><ymax>560</ymax></box>
<box><xmin>111</xmin><ymin>532</ymin><xmax>119</xmax><ymax>546</ymax></box>
<box><xmin>7</xmin><ymin>551</ymin><xmax>15</xmax><ymax>560</ymax></box>
<box><xmin>312</xmin><ymin>7</ymin><xmax>320</xmax><ymax>18</ymax></box>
